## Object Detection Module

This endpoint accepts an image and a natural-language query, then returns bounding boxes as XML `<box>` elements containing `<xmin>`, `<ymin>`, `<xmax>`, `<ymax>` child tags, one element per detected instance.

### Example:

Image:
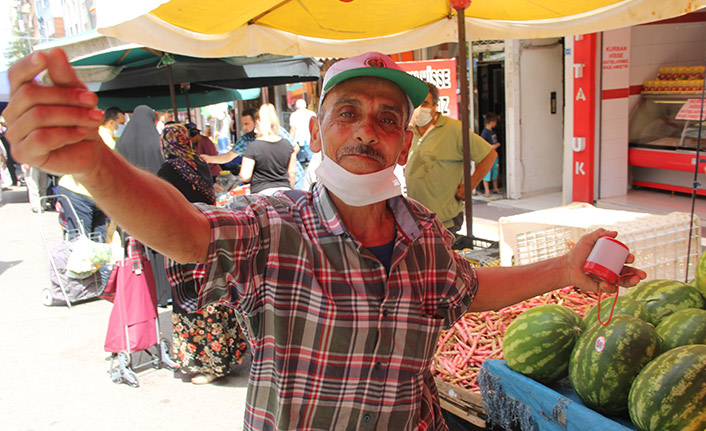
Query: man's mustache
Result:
<box><xmin>337</xmin><ymin>144</ymin><xmax>385</xmax><ymax>165</ymax></box>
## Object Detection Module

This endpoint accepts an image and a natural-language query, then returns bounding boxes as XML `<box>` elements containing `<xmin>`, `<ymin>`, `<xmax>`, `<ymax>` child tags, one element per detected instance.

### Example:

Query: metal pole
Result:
<box><xmin>457</xmin><ymin>8</ymin><xmax>474</xmax><ymax>241</ymax></box>
<box><xmin>166</xmin><ymin>64</ymin><xmax>178</xmax><ymax>120</ymax></box>
<box><xmin>184</xmin><ymin>91</ymin><xmax>192</xmax><ymax>123</ymax></box>
<box><xmin>685</xmin><ymin>56</ymin><xmax>706</xmax><ymax>282</ymax></box>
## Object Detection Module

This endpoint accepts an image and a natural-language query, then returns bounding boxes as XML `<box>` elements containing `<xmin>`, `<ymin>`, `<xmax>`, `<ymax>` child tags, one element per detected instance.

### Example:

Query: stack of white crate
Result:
<box><xmin>499</xmin><ymin>203</ymin><xmax>701</xmax><ymax>282</ymax></box>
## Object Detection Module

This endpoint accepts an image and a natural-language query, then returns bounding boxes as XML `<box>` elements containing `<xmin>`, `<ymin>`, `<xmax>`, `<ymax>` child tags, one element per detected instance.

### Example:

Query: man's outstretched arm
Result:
<box><xmin>469</xmin><ymin>229</ymin><xmax>646</xmax><ymax>312</ymax></box>
<box><xmin>3</xmin><ymin>49</ymin><xmax>210</xmax><ymax>264</ymax></box>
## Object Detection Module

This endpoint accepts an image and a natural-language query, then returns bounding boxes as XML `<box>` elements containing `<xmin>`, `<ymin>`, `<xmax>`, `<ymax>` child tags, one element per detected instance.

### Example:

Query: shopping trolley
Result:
<box><xmin>38</xmin><ymin>194</ymin><xmax>112</xmax><ymax>308</ymax></box>
<box><xmin>104</xmin><ymin>237</ymin><xmax>175</xmax><ymax>387</ymax></box>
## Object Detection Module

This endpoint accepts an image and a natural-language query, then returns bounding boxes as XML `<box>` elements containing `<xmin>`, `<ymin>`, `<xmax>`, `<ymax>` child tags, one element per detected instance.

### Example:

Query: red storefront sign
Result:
<box><xmin>398</xmin><ymin>59</ymin><xmax>458</xmax><ymax>120</ymax></box>
<box><xmin>573</xmin><ymin>34</ymin><xmax>597</xmax><ymax>203</ymax></box>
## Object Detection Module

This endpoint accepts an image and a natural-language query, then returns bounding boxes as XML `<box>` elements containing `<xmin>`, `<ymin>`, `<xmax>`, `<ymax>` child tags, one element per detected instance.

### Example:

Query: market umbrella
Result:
<box><xmin>94</xmin><ymin>0</ymin><xmax>706</xmax><ymax>236</ymax></box>
<box><xmin>71</xmin><ymin>49</ymin><xmax>320</xmax><ymax>112</ymax></box>
<box><xmin>35</xmin><ymin>32</ymin><xmax>321</xmax><ymax>114</ymax></box>
<box><xmin>90</xmin><ymin>86</ymin><xmax>261</xmax><ymax>112</ymax></box>
<box><xmin>94</xmin><ymin>0</ymin><xmax>704</xmax><ymax>58</ymax></box>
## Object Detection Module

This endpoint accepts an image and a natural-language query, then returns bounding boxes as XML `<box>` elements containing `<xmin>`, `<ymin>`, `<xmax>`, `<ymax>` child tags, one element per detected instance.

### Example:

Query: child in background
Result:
<box><xmin>480</xmin><ymin>112</ymin><xmax>501</xmax><ymax>197</ymax></box>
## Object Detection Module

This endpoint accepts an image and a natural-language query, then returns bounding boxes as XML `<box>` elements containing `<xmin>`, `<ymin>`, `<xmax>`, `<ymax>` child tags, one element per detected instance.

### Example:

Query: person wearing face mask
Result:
<box><xmin>98</xmin><ymin>106</ymin><xmax>127</xmax><ymax>149</ymax></box>
<box><xmin>4</xmin><ymin>49</ymin><xmax>647</xmax><ymax>431</ymax></box>
<box><xmin>404</xmin><ymin>82</ymin><xmax>498</xmax><ymax>236</ymax></box>
<box><xmin>201</xmin><ymin>107</ymin><xmax>257</xmax><ymax>175</ymax></box>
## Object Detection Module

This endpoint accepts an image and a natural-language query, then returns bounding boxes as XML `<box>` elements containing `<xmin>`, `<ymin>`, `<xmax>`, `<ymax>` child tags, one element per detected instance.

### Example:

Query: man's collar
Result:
<box><xmin>311</xmin><ymin>182</ymin><xmax>431</xmax><ymax>243</ymax></box>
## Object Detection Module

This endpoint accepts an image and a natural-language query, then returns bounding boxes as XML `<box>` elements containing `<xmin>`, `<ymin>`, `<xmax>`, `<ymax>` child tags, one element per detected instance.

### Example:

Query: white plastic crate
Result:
<box><xmin>499</xmin><ymin>203</ymin><xmax>701</xmax><ymax>281</ymax></box>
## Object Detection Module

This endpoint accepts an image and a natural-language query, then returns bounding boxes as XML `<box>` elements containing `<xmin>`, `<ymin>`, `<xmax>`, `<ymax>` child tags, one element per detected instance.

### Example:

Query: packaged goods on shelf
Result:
<box><xmin>643</xmin><ymin>65</ymin><xmax>705</xmax><ymax>95</ymax></box>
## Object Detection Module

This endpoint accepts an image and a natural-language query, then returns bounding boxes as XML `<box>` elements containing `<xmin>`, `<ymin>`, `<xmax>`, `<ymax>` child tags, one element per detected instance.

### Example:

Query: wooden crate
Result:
<box><xmin>435</xmin><ymin>377</ymin><xmax>487</xmax><ymax>428</ymax></box>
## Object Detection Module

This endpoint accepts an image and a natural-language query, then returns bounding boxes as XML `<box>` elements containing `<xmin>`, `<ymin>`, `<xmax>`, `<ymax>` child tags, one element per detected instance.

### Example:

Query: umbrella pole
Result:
<box><xmin>457</xmin><ymin>8</ymin><xmax>474</xmax><ymax>241</ymax></box>
<box><xmin>166</xmin><ymin>64</ymin><xmax>178</xmax><ymax>119</ymax></box>
<box><xmin>184</xmin><ymin>91</ymin><xmax>192</xmax><ymax>123</ymax></box>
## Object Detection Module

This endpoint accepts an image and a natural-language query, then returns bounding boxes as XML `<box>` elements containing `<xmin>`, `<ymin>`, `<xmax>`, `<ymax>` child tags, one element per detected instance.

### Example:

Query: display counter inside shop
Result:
<box><xmin>478</xmin><ymin>359</ymin><xmax>636</xmax><ymax>431</ymax></box>
<box><xmin>628</xmin><ymin>70</ymin><xmax>706</xmax><ymax>195</ymax></box>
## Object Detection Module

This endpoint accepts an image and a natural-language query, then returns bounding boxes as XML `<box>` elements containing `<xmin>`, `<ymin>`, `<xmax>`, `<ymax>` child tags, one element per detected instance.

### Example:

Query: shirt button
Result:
<box><xmin>363</xmin><ymin>414</ymin><xmax>371</xmax><ymax>422</ymax></box>
<box><xmin>371</xmin><ymin>262</ymin><xmax>380</xmax><ymax>269</ymax></box>
<box><xmin>382</xmin><ymin>309</ymin><xmax>389</xmax><ymax>317</ymax></box>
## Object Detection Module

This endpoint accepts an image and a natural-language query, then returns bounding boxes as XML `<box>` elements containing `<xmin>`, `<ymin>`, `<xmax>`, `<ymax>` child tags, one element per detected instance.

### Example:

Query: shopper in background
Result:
<box><xmin>115</xmin><ymin>105</ymin><xmax>164</xmax><ymax>175</ymax></box>
<box><xmin>114</xmin><ymin>105</ymin><xmax>170</xmax><ymax>305</ymax></box>
<box><xmin>228</xmin><ymin>108</ymin><xmax>237</xmax><ymax>143</ymax></box>
<box><xmin>405</xmin><ymin>82</ymin><xmax>497</xmax><ymax>236</ymax></box>
<box><xmin>1</xmin><ymin>130</ymin><xmax>19</xmax><ymax>186</ymax></box>
<box><xmin>480</xmin><ymin>112</ymin><xmax>502</xmax><ymax>197</ymax></box>
<box><xmin>0</xmin><ymin>136</ymin><xmax>11</xmax><ymax>191</ymax></box>
<box><xmin>188</xmin><ymin>122</ymin><xmax>221</xmax><ymax>181</ymax></box>
<box><xmin>201</xmin><ymin>108</ymin><xmax>257</xmax><ymax>176</ymax></box>
<box><xmin>239</xmin><ymin>104</ymin><xmax>296</xmax><ymax>195</ymax></box>
<box><xmin>156</xmin><ymin>113</ymin><xmax>166</xmax><ymax>135</ymax></box>
<box><xmin>289</xmin><ymin>98</ymin><xmax>317</xmax><ymax>163</ymax></box>
<box><xmin>262</xmin><ymin>103</ymin><xmax>309</xmax><ymax>189</ymax></box>
<box><xmin>98</xmin><ymin>107</ymin><xmax>126</xmax><ymax>149</ymax></box>
<box><xmin>55</xmin><ymin>106</ymin><xmax>125</xmax><ymax>241</ymax></box>
<box><xmin>156</xmin><ymin>123</ymin><xmax>247</xmax><ymax>385</ymax></box>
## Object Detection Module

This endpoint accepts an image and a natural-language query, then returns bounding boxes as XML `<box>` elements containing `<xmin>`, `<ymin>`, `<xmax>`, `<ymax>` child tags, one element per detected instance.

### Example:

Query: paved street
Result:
<box><xmin>0</xmin><ymin>186</ymin><xmax>249</xmax><ymax>431</ymax></box>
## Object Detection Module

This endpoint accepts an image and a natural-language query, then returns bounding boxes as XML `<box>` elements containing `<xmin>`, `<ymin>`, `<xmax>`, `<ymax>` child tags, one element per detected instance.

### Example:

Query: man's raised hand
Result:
<box><xmin>2</xmin><ymin>48</ymin><xmax>105</xmax><ymax>177</ymax></box>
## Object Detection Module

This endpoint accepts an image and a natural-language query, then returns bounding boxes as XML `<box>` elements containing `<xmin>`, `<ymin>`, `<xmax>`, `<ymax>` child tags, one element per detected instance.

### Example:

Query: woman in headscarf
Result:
<box><xmin>158</xmin><ymin>123</ymin><xmax>248</xmax><ymax>385</ymax></box>
<box><xmin>115</xmin><ymin>105</ymin><xmax>171</xmax><ymax>306</ymax></box>
<box><xmin>115</xmin><ymin>105</ymin><xmax>164</xmax><ymax>175</ymax></box>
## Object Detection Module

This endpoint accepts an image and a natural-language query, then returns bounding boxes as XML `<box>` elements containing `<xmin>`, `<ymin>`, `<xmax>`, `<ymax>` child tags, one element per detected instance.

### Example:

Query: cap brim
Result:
<box><xmin>323</xmin><ymin>67</ymin><xmax>428</xmax><ymax>108</ymax></box>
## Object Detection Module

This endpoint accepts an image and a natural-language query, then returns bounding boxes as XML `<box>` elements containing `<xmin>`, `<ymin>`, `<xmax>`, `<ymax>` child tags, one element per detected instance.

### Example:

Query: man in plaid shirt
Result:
<box><xmin>5</xmin><ymin>49</ymin><xmax>645</xmax><ymax>431</ymax></box>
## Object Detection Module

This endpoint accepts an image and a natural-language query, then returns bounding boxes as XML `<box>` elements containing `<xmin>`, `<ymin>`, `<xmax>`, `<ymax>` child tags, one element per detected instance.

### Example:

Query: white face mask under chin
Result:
<box><xmin>315</xmin><ymin>153</ymin><xmax>402</xmax><ymax>207</ymax></box>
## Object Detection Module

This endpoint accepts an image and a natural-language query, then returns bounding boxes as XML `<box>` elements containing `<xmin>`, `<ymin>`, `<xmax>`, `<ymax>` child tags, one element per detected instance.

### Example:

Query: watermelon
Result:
<box><xmin>568</xmin><ymin>315</ymin><xmax>662</xmax><ymax>415</ymax></box>
<box><xmin>503</xmin><ymin>304</ymin><xmax>584</xmax><ymax>384</ymax></box>
<box><xmin>625</xmin><ymin>279</ymin><xmax>706</xmax><ymax>324</ymax></box>
<box><xmin>697</xmin><ymin>250</ymin><xmax>706</xmax><ymax>298</ymax></box>
<box><xmin>628</xmin><ymin>344</ymin><xmax>706</xmax><ymax>431</ymax></box>
<box><xmin>582</xmin><ymin>295</ymin><xmax>651</xmax><ymax>329</ymax></box>
<box><xmin>655</xmin><ymin>308</ymin><xmax>706</xmax><ymax>351</ymax></box>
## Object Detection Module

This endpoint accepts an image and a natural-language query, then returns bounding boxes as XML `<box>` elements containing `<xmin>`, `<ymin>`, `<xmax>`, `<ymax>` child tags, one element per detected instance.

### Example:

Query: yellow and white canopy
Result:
<box><xmin>97</xmin><ymin>0</ymin><xmax>706</xmax><ymax>58</ymax></box>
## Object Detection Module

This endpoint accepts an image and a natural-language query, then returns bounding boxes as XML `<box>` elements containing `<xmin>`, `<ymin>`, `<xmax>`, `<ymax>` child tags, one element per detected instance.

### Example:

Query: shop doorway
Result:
<box><xmin>518</xmin><ymin>39</ymin><xmax>564</xmax><ymax>197</ymax></box>
<box><xmin>475</xmin><ymin>60</ymin><xmax>506</xmax><ymax>194</ymax></box>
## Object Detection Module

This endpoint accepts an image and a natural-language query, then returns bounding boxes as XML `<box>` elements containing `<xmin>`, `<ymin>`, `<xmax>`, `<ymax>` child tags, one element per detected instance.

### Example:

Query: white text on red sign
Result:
<box><xmin>405</xmin><ymin>67</ymin><xmax>453</xmax><ymax>89</ymax></box>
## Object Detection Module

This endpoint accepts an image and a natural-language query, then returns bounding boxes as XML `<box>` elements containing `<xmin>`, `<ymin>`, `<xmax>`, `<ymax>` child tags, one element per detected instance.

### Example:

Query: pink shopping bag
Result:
<box><xmin>104</xmin><ymin>238</ymin><xmax>159</xmax><ymax>353</ymax></box>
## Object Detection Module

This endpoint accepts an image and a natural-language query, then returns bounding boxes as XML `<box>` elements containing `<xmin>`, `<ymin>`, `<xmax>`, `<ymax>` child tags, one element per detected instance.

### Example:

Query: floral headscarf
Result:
<box><xmin>161</xmin><ymin>123</ymin><xmax>215</xmax><ymax>204</ymax></box>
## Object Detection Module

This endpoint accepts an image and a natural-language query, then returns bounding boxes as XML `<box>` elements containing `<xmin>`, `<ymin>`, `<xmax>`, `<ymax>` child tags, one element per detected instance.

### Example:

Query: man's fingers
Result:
<box><xmin>619</xmin><ymin>266</ymin><xmax>646</xmax><ymax>287</ymax></box>
<box><xmin>3</xmin><ymin>83</ymin><xmax>98</xmax><ymax>124</ymax></box>
<box><xmin>585</xmin><ymin>228</ymin><xmax>617</xmax><ymax>244</ymax></box>
<box><xmin>45</xmin><ymin>48</ymin><xmax>87</xmax><ymax>89</ymax></box>
<box><xmin>6</xmin><ymin>105</ymin><xmax>102</xmax><ymax>147</ymax></box>
<box><xmin>7</xmin><ymin>51</ymin><xmax>48</xmax><ymax>97</ymax></box>
<box><xmin>11</xmin><ymin>126</ymin><xmax>92</xmax><ymax>165</ymax></box>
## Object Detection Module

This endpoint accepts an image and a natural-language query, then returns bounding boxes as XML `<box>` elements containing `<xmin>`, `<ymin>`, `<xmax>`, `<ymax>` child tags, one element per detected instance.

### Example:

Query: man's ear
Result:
<box><xmin>309</xmin><ymin>116</ymin><xmax>321</xmax><ymax>153</ymax></box>
<box><xmin>396</xmin><ymin>129</ymin><xmax>413</xmax><ymax>165</ymax></box>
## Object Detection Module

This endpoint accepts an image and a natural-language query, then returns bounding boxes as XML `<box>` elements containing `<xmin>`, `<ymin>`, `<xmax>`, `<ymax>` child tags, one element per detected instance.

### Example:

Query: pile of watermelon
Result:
<box><xmin>501</xmin><ymin>256</ymin><xmax>706</xmax><ymax>431</ymax></box>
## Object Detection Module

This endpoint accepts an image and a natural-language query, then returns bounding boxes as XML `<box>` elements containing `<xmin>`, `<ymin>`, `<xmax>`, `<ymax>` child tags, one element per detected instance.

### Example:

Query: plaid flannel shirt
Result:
<box><xmin>167</xmin><ymin>182</ymin><xmax>478</xmax><ymax>431</ymax></box>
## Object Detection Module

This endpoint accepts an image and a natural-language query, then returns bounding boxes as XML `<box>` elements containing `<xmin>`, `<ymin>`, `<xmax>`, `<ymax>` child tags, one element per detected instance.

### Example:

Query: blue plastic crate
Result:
<box><xmin>479</xmin><ymin>359</ymin><xmax>636</xmax><ymax>431</ymax></box>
